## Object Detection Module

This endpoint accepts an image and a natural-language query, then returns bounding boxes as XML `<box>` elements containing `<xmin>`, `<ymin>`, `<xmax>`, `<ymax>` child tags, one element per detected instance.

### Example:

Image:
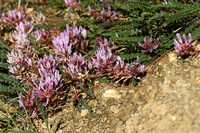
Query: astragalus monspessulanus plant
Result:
<box><xmin>138</xmin><ymin>35</ymin><xmax>159</xmax><ymax>54</ymax></box>
<box><xmin>173</xmin><ymin>33</ymin><xmax>199</xmax><ymax>58</ymax></box>
<box><xmin>6</xmin><ymin>16</ymin><xmax>146</xmax><ymax>119</ymax></box>
<box><xmin>7</xmin><ymin>17</ymin><xmax>94</xmax><ymax>118</ymax></box>
<box><xmin>52</xmin><ymin>24</ymin><xmax>91</xmax><ymax>84</ymax></box>
<box><xmin>4</xmin><ymin>0</ymin><xmax>148</xmax><ymax>122</ymax></box>
<box><xmin>1</xmin><ymin>8</ymin><xmax>25</xmax><ymax>26</ymax></box>
<box><xmin>92</xmin><ymin>38</ymin><xmax>145</xmax><ymax>83</ymax></box>
<box><xmin>7</xmin><ymin>21</ymin><xmax>64</xmax><ymax>117</ymax></box>
<box><xmin>88</xmin><ymin>5</ymin><xmax>118</xmax><ymax>23</ymax></box>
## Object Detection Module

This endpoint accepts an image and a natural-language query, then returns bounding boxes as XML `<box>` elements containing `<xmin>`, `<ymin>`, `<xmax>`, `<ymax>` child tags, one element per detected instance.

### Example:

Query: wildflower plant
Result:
<box><xmin>100</xmin><ymin>6</ymin><xmax>118</xmax><ymax>23</ymax></box>
<box><xmin>92</xmin><ymin>39</ymin><xmax>145</xmax><ymax>82</ymax></box>
<box><xmin>174</xmin><ymin>33</ymin><xmax>196</xmax><ymax>58</ymax></box>
<box><xmin>138</xmin><ymin>35</ymin><xmax>159</xmax><ymax>54</ymax></box>
<box><xmin>1</xmin><ymin>0</ymin><xmax>200</xmax><ymax>131</ymax></box>
<box><xmin>53</xmin><ymin>24</ymin><xmax>88</xmax><ymax>61</ymax></box>
<box><xmin>1</xmin><ymin>9</ymin><xmax>25</xmax><ymax>25</ymax></box>
<box><xmin>88</xmin><ymin>5</ymin><xmax>118</xmax><ymax>23</ymax></box>
<box><xmin>100</xmin><ymin>0</ymin><xmax>113</xmax><ymax>7</ymax></box>
<box><xmin>65</xmin><ymin>0</ymin><xmax>81</xmax><ymax>9</ymax></box>
<box><xmin>159</xmin><ymin>0</ymin><xmax>173</xmax><ymax>15</ymax></box>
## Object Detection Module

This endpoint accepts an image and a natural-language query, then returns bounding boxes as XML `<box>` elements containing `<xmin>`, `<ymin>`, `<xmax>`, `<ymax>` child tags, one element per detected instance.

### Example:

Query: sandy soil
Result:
<box><xmin>33</xmin><ymin>50</ymin><xmax>200</xmax><ymax>133</ymax></box>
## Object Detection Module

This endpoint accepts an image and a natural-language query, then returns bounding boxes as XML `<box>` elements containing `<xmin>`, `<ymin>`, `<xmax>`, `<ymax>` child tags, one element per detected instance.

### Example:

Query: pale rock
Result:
<box><xmin>110</xmin><ymin>105</ymin><xmax>120</xmax><ymax>113</ymax></box>
<box><xmin>152</xmin><ymin>104</ymin><xmax>168</xmax><ymax>116</ymax></box>
<box><xmin>103</xmin><ymin>89</ymin><xmax>121</xmax><ymax>99</ymax></box>
<box><xmin>168</xmin><ymin>52</ymin><xmax>177</xmax><ymax>62</ymax></box>
<box><xmin>126</xmin><ymin>117</ymin><xmax>136</xmax><ymax>133</ymax></box>
<box><xmin>196</xmin><ymin>77</ymin><xmax>200</xmax><ymax>85</ymax></box>
<box><xmin>57</xmin><ymin>130</ymin><xmax>63</xmax><ymax>133</ymax></box>
<box><xmin>196</xmin><ymin>44</ymin><xmax>200</xmax><ymax>50</ymax></box>
<box><xmin>26</xmin><ymin>8</ymin><xmax>34</xmax><ymax>14</ymax></box>
<box><xmin>116</xmin><ymin>125</ymin><xmax>125</xmax><ymax>133</ymax></box>
<box><xmin>41</xmin><ymin>122</ymin><xmax>50</xmax><ymax>129</ymax></box>
<box><xmin>81</xmin><ymin>109</ymin><xmax>89</xmax><ymax>117</ymax></box>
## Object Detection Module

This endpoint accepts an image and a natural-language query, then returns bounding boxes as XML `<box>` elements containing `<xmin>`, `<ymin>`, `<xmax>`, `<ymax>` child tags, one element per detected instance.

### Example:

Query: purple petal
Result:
<box><xmin>176</xmin><ymin>33</ymin><xmax>183</xmax><ymax>44</ymax></box>
<box><xmin>88</xmin><ymin>5</ymin><xmax>91</xmax><ymax>13</ymax></box>
<box><xmin>174</xmin><ymin>39</ymin><xmax>182</xmax><ymax>51</ymax></box>
<box><xmin>188</xmin><ymin>33</ymin><xmax>192</xmax><ymax>43</ymax></box>
<box><xmin>18</xmin><ymin>93</ymin><xmax>24</xmax><ymax>107</ymax></box>
<box><xmin>88</xmin><ymin>61</ymin><xmax>92</xmax><ymax>69</ymax></box>
<box><xmin>81</xmin><ymin>29</ymin><xmax>87</xmax><ymax>38</ymax></box>
<box><xmin>153</xmin><ymin>44</ymin><xmax>158</xmax><ymax>50</ymax></box>
<box><xmin>138</xmin><ymin>42</ymin><xmax>143</xmax><ymax>47</ymax></box>
<box><xmin>182</xmin><ymin>34</ymin><xmax>188</xmax><ymax>45</ymax></box>
<box><xmin>149</xmin><ymin>35</ymin><xmax>152</xmax><ymax>43</ymax></box>
<box><xmin>136</xmin><ymin>56</ymin><xmax>140</xmax><ymax>64</ymax></box>
<box><xmin>144</xmin><ymin>37</ymin><xmax>147</xmax><ymax>43</ymax></box>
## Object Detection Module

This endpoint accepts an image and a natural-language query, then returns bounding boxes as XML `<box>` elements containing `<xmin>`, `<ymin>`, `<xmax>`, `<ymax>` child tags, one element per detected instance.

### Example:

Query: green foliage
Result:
<box><xmin>1</xmin><ymin>0</ymin><xmax>200</xmax><ymax>131</ymax></box>
<box><xmin>99</xmin><ymin>77</ymin><xmax>111</xmax><ymax>83</ymax></box>
<box><xmin>132</xmin><ymin>78</ymin><xmax>138</xmax><ymax>86</ymax></box>
<box><xmin>74</xmin><ymin>97</ymin><xmax>95</xmax><ymax>118</ymax></box>
<box><xmin>38</xmin><ymin>102</ymin><xmax>50</xmax><ymax>133</ymax></box>
<box><xmin>80</xmin><ymin>98</ymin><xmax>95</xmax><ymax>118</ymax></box>
<box><xmin>75</xmin><ymin>82</ymin><xmax>95</xmax><ymax>117</ymax></box>
<box><xmin>0</xmin><ymin>117</ymin><xmax>14</xmax><ymax>131</ymax></box>
<box><xmin>77</xmin><ymin>82</ymin><xmax>95</xmax><ymax>99</ymax></box>
<box><xmin>99</xmin><ymin>0</ymin><xmax>200</xmax><ymax>64</ymax></box>
<box><xmin>0</xmin><ymin>40</ymin><xmax>25</xmax><ymax>104</ymax></box>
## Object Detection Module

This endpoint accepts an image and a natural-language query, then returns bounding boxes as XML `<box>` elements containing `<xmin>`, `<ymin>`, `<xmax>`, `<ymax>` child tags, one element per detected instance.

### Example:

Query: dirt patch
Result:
<box><xmin>35</xmin><ymin>51</ymin><xmax>200</xmax><ymax>133</ymax></box>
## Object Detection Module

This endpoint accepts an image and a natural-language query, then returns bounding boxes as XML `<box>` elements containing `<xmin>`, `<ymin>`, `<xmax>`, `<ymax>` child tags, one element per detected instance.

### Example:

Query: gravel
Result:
<box><xmin>35</xmin><ymin>50</ymin><xmax>200</xmax><ymax>133</ymax></box>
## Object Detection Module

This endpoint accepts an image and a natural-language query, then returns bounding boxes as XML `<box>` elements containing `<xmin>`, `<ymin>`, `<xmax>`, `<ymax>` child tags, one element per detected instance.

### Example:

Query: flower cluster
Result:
<box><xmin>65</xmin><ymin>0</ymin><xmax>80</xmax><ymax>9</ymax></box>
<box><xmin>1</xmin><ymin>9</ymin><xmax>25</xmax><ymax>25</ymax></box>
<box><xmin>33</xmin><ymin>55</ymin><xmax>63</xmax><ymax>106</ymax></box>
<box><xmin>113</xmin><ymin>56</ymin><xmax>145</xmax><ymax>80</ymax></box>
<box><xmin>15</xmin><ymin>21</ymin><xmax>34</xmax><ymax>33</ymax></box>
<box><xmin>138</xmin><ymin>35</ymin><xmax>159</xmax><ymax>54</ymax></box>
<box><xmin>88</xmin><ymin>6</ymin><xmax>118</xmax><ymax>23</ymax></box>
<box><xmin>18</xmin><ymin>90</ymin><xmax>36</xmax><ymax>116</ymax></box>
<box><xmin>174</xmin><ymin>33</ymin><xmax>195</xmax><ymax>57</ymax></box>
<box><xmin>100</xmin><ymin>6</ymin><xmax>118</xmax><ymax>23</ymax></box>
<box><xmin>100</xmin><ymin>0</ymin><xmax>113</xmax><ymax>7</ymax></box>
<box><xmin>53</xmin><ymin>24</ymin><xmax>88</xmax><ymax>60</ymax></box>
<box><xmin>9</xmin><ymin>21</ymin><xmax>44</xmax><ymax>50</ymax></box>
<box><xmin>92</xmin><ymin>44</ymin><xmax>116</xmax><ymax>74</ymax></box>
<box><xmin>31</xmin><ymin>12</ymin><xmax>46</xmax><ymax>24</ymax></box>
<box><xmin>18</xmin><ymin>55</ymin><xmax>64</xmax><ymax>108</ymax></box>
<box><xmin>64</xmin><ymin>53</ymin><xmax>92</xmax><ymax>80</ymax></box>
<box><xmin>160</xmin><ymin>0</ymin><xmax>172</xmax><ymax>15</ymax></box>
<box><xmin>7</xmin><ymin>49</ymin><xmax>24</xmax><ymax>77</ymax></box>
<box><xmin>92</xmin><ymin>40</ymin><xmax>145</xmax><ymax>80</ymax></box>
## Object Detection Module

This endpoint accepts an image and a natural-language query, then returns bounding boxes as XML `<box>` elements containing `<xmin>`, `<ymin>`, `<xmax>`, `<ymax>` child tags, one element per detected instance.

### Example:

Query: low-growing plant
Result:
<box><xmin>0</xmin><ymin>0</ymin><xmax>199</xmax><ymax>132</ymax></box>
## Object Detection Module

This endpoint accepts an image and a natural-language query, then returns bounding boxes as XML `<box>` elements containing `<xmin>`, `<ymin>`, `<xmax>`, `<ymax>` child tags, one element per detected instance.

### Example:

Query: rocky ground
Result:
<box><xmin>34</xmin><ymin>47</ymin><xmax>200</xmax><ymax>133</ymax></box>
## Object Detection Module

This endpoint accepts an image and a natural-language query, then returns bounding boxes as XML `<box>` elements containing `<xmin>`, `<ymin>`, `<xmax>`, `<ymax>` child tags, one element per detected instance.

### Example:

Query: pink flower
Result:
<box><xmin>64</xmin><ymin>53</ymin><xmax>92</xmax><ymax>79</ymax></box>
<box><xmin>174</xmin><ymin>33</ymin><xmax>195</xmax><ymax>57</ymax></box>
<box><xmin>65</xmin><ymin>0</ymin><xmax>80</xmax><ymax>8</ymax></box>
<box><xmin>16</xmin><ymin>21</ymin><xmax>34</xmax><ymax>33</ymax></box>
<box><xmin>100</xmin><ymin>6</ymin><xmax>118</xmax><ymax>23</ymax></box>
<box><xmin>138</xmin><ymin>35</ymin><xmax>159</xmax><ymax>54</ymax></box>
<box><xmin>1</xmin><ymin>9</ymin><xmax>25</xmax><ymax>25</ymax></box>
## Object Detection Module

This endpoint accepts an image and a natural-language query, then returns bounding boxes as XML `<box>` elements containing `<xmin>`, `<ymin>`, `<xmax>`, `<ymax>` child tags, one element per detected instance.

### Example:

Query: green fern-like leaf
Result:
<box><xmin>191</xmin><ymin>27</ymin><xmax>200</xmax><ymax>40</ymax></box>
<box><xmin>80</xmin><ymin>98</ymin><xmax>95</xmax><ymax>118</ymax></box>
